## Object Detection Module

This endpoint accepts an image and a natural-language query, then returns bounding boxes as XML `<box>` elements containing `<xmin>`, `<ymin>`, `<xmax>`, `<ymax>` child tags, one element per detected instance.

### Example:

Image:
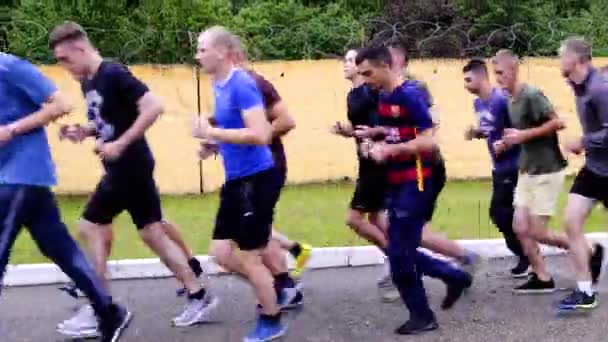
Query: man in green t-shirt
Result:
<box><xmin>491</xmin><ymin>49</ymin><xmax>597</xmax><ymax>294</ymax></box>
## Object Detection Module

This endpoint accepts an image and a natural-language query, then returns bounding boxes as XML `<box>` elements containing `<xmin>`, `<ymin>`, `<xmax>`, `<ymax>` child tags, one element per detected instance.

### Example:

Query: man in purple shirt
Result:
<box><xmin>462</xmin><ymin>58</ymin><xmax>529</xmax><ymax>277</ymax></box>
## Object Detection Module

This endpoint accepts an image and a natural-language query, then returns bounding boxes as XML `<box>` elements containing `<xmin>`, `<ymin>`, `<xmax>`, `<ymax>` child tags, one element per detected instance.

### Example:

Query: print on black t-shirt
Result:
<box><xmin>81</xmin><ymin>61</ymin><xmax>155</xmax><ymax>174</ymax></box>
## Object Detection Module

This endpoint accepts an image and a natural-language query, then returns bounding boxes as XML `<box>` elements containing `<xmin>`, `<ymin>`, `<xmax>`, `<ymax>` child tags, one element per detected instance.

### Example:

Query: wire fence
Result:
<box><xmin>3</xmin><ymin>17</ymin><xmax>608</xmax><ymax>63</ymax></box>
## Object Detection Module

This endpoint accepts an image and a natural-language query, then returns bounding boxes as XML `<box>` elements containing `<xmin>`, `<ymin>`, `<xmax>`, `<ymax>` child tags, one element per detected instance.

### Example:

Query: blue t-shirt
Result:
<box><xmin>0</xmin><ymin>53</ymin><xmax>57</xmax><ymax>186</ymax></box>
<box><xmin>213</xmin><ymin>69</ymin><xmax>274</xmax><ymax>181</ymax></box>
<box><xmin>473</xmin><ymin>88</ymin><xmax>520</xmax><ymax>172</ymax></box>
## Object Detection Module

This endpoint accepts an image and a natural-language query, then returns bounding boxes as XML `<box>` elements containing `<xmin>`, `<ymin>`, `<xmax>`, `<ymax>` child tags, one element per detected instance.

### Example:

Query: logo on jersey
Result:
<box><xmin>85</xmin><ymin>90</ymin><xmax>114</xmax><ymax>142</ymax></box>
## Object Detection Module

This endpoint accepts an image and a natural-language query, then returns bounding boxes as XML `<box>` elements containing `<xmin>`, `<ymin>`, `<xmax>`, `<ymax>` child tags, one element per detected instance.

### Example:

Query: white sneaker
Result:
<box><xmin>172</xmin><ymin>294</ymin><xmax>219</xmax><ymax>327</ymax></box>
<box><xmin>57</xmin><ymin>304</ymin><xmax>100</xmax><ymax>338</ymax></box>
<box><xmin>377</xmin><ymin>258</ymin><xmax>393</xmax><ymax>289</ymax></box>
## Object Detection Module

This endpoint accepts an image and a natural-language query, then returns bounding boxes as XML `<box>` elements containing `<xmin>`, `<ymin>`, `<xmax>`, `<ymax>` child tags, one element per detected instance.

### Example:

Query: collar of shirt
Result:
<box><xmin>569</xmin><ymin>67</ymin><xmax>596</xmax><ymax>96</ymax></box>
<box><xmin>214</xmin><ymin>68</ymin><xmax>238</xmax><ymax>88</ymax></box>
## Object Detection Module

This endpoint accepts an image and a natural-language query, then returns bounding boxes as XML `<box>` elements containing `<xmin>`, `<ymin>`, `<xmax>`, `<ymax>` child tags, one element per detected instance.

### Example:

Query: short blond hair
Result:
<box><xmin>200</xmin><ymin>26</ymin><xmax>239</xmax><ymax>51</ymax></box>
<box><xmin>560</xmin><ymin>37</ymin><xmax>592</xmax><ymax>61</ymax></box>
<box><xmin>49</xmin><ymin>21</ymin><xmax>88</xmax><ymax>49</ymax></box>
<box><xmin>492</xmin><ymin>49</ymin><xmax>519</xmax><ymax>65</ymax></box>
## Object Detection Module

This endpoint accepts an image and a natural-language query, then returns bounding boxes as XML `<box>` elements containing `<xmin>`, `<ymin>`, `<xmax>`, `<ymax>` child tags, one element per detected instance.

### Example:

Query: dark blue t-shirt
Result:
<box><xmin>473</xmin><ymin>88</ymin><xmax>520</xmax><ymax>172</ymax></box>
<box><xmin>81</xmin><ymin>62</ymin><xmax>154</xmax><ymax>175</ymax></box>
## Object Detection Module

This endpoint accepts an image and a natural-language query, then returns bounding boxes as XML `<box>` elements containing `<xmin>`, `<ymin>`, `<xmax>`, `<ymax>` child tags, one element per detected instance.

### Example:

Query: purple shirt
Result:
<box><xmin>473</xmin><ymin>88</ymin><xmax>520</xmax><ymax>172</ymax></box>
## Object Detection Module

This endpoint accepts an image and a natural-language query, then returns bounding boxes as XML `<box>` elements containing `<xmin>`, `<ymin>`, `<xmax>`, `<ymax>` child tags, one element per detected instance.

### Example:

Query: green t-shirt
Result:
<box><xmin>508</xmin><ymin>84</ymin><xmax>567</xmax><ymax>175</ymax></box>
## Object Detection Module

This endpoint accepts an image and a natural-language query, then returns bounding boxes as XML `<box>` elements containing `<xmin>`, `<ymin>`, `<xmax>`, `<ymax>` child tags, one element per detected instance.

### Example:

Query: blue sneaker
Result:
<box><xmin>243</xmin><ymin>315</ymin><xmax>287</xmax><ymax>342</ymax></box>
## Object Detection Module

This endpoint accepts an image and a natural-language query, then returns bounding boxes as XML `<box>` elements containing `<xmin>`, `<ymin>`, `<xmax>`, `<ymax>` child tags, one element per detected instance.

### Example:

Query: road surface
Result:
<box><xmin>1</xmin><ymin>256</ymin><xmax>607</xmax><ymax>342</ymax></box>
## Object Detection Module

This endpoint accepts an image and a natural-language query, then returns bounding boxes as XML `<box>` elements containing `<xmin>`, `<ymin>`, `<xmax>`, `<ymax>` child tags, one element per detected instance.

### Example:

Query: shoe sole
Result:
<box><xmin>109</xmin><ymin>311</ymin><xmax>133</xmax><ymax>342</ymax></box>
<box><xmin>57</xmin><ymin>327</ymin><xmax>100</xmax><ymax>339</ymax></box>
<box><xmin>395</xmin><ymin>322</ymin><xmax>439</xmax><ymax>335</ymax></box>
<box><xmin>243</xmin><ymin>324</ymin><xmax>288</xmax><ymax>342</ymax></box>
<box><xmin>172</xmin><ymin>296</ymin><xmax>220</xmax><ymax>327</ymax></box>
<box><xmin>512</xmin><ymin>288</ymin><xmax>556</xmax><ymax>295</ymax></box>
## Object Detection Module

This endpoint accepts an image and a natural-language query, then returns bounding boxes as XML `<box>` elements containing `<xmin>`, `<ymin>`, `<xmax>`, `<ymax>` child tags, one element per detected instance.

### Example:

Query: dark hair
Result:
<box><xmin>355</xmin><ymin>46</ymin><xmax>393</xmax><ymax>67</ymax></box>
<box><xmin>49</xmin><ymin>21</ymin><xmax>88</xmax><ymax>49</ymax></box>
<box><xmin>462</xmin><ymin>58</ymin><xmax>488</xmax><ymax>75</ymax></box>
<box><xmin>388</xmin><ymin>41</ymin><xmax>408</xmax><ymax>62</ymax></box>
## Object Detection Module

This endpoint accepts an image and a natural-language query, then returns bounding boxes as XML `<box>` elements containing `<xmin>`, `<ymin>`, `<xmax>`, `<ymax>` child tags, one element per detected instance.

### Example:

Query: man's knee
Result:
<box><xmin>138</xmin><ymin>221</ymin><xmax>166</xmax><ymax>244</ymax></box>
<box><xmin>209</xmin><ymin>240</ymin><xmax>235</xmax><ymax>268</ymax></box>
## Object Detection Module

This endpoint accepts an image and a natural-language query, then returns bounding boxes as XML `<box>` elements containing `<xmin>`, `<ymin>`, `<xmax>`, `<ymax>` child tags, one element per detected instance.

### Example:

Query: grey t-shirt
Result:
<box><xmin>572</xmin><ymin>68</ymin><xmax>608</xmax><ymax>176</ymax></box>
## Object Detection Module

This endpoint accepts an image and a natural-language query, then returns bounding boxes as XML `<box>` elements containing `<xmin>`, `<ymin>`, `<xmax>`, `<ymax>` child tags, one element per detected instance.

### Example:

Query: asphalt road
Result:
<box><xmin>1</xmin><ymin>256</ymin><xmax>607</xmax><ymax>342</ymax></box>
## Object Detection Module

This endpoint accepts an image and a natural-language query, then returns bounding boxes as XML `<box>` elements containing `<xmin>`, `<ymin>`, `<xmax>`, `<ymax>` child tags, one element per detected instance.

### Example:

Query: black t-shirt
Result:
<box><xmin>346</xmin><ymin>84</ymin><xmax>386</xmax><ymax>175</ymax></box>
<box><xmin>82</xmin><ymin>62</ymin><xmax>154</xmax><ymax>175</ymax></box>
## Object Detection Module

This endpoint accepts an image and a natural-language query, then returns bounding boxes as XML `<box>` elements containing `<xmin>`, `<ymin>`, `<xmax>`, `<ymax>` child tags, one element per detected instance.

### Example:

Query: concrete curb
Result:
<box><xmin>4</xmin><ymin>233</ymin><xmax>608</xmax><ymax>287</ymax></box>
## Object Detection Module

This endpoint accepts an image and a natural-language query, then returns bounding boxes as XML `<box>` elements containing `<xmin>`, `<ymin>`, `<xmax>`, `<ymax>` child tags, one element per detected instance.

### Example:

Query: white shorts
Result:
<box><xmin>513</xmin><ymin>170</ymin><xmax>566</xmax><ymax>217</ymax></box>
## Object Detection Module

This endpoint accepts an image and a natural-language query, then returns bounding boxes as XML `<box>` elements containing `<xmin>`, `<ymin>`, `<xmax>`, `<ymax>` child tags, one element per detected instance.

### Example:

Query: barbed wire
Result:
<box><xmin>4</xmin><ymin>17</ymin><xmax>608</xmax><ymax>64</ymax></box>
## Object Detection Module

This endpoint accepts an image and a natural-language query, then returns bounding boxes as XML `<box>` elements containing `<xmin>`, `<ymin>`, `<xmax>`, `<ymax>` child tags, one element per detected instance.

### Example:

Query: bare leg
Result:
<box><xmin>346</xmin><ymin>209</ymin><xmax>387</xmax><ymax>250</ymax></box>
<box><xmin>78</xmin><ymin>219</ymin><xmax>113</xmax><ymax>291</ymax></box>
<box><xmin>162</xmin><ymin>221</ymin><xmax>194</xmax><ymax>260</ymax></box>
<box><xmin>514</xmin><ymin>206</ymin><xmax>550</xmax><ymax>281</ymax></box>
<box><xmin>564</xmin><ymin>194</ymin><xmax>596</xmax><ymax>281</ymax></box>
<box><xmin>421</xmin><ymin>223</ymin><xmax>466</xmax><ymax>259</ymax></box>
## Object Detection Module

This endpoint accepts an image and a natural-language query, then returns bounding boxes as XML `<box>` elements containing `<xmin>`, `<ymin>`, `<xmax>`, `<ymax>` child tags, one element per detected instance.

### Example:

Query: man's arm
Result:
<box><xmin>208</xmin><ymin>106</ymin><xmax>272</xmax><ymax>145</ymax></box>
<box><xmin>582</xmin><ymin>84</ymin><xmax>608</xmax><ymax>149</ymax></box>
<box><xmin>517</xmin><ymin>113</ymin><xmax>565</xmax><ymax>142</ymax></box>
<box><xmin>9</xmin><ymin>91</ymin><xmax>72</xmax><ymax>136</ymax></box>
<box><xmin>267</xmin><ymin>100</ymin><xmax>295</xmax><ymax>138</ymax></box>
<box><xmin>114</xmin><ymin>92</ymin><xmax>164</xmax><ymax>147</ymax></box>
<box><xmin>390</xmin><ymin>128</ymin><xmax>436</xmax><ymax>156</ymax></box>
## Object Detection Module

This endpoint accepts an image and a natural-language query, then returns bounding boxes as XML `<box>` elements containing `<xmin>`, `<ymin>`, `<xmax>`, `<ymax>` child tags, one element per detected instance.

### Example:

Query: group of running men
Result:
<box><xmin>0</xmin><ymin>20</ymin><xmax>606</xmax><ymax>342</ymax></box>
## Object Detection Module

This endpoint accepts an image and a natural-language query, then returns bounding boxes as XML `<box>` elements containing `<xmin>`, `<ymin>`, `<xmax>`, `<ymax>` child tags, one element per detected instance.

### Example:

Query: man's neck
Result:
<box><xmin>214</xmin><ymin>63</ymin><xmax>235</xmax><ymax>84</ymax></box>
<box><xmin>384</xmin><ymin>74</ymin><xmax>402</xmax><ymax>93</ymax></box>
<box><xmin>86</xmin><ymin>54</ymin><xmax>103</xmax><ymax>80</ymax></box>
<box><xmin>351</xmin><ymin>75</ymin><xmax>365</xmax><ymax>88</ymax></box>
<box><xmin>569</xmin><ymin>64</ymin><xmax>592</xmax><ymax>85</ymax></box>
<box><xmin>509</xmin><ymin>82</ymin><xmax>524</xmax><ymax>99</ymax></box>
<box><xmin>478</xmin><ymin>82</ymin><xmax>493</xmax><ymax>101</ymax></box>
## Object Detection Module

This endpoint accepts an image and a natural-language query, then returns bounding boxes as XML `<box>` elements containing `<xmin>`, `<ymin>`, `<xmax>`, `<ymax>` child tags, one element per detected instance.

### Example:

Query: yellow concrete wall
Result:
<box><xmin>44</xmin><ymin>58</ymin><xmax>595</xmax><ymax>194</ymax></box>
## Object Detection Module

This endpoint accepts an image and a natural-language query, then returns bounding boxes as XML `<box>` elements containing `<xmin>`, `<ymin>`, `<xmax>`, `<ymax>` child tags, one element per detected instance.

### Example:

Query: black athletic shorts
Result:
<box><xmin>570</xmin><ymin>167</ymin><xmax>608</xmax><ymax>208</ymax></box>
<box><xmin>350</xmin><ymin>163</ymin><xmax>388</xmax><ymax>213</ymax></box>
<box><xmin>424</xmin><ymin>157</ymin><xmax>447</xmax><ymax>223</ymax></box>
<box><xmin>82</xmin><ymin>172</ymin><xmax>162</xmax><ymax>230</ymax></box>
<box><xmin>212</xmin><ymin>168</ymin><xmax>282</xmax><ymax>251</ymax></box>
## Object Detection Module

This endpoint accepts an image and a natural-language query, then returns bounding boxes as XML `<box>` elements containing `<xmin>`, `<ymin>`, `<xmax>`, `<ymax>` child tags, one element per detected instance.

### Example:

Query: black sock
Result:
<box><xmin>289</xmin><ymin>243</ymin><xmax>302</xmax><ymax>258</ymax></box>
<box><xmin>274</xmin><ymin>272</ymin><xmax>295</xmax><ymax>289</ymax></box>
<box><xmin>261</xmin><ymin>312</ymin><xmax>282</xmax><ymax>323</ymax></box>
<box><xmin>188</xmin><ymin>288</ymin><xmax>206</xmax><ymax>300</ymax></box>
<box><xmin>189</xmin><ymin>257</ymin><xmax>203</xmax><ymax>277</ymax></box>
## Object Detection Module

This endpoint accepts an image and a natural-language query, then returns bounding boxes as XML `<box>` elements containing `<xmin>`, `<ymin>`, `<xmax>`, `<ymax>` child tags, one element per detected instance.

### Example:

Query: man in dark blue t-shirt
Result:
<box><xmin>354</xmin><ymin>46</ymin><xmax>471</xmax><ymax>336</ymax></box>
<box><xmin>462</xmin><ymin>58</ymin><xmax>529</xmax><ymax>277</ymax></box>
<box><xmin>49</xmin><ymin>21</ymin><xmax>215</xmax><ymax>336</ymax></box>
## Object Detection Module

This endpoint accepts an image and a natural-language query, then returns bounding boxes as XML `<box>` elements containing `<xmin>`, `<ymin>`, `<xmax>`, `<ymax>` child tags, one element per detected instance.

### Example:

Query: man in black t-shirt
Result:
<box><xmin>50</xmin><ymin>21</ymin><xmax>216</xmax><ymax>338</ymax></box>
<box><xmin>331</xmin><ymin>49</ymin><xmax>390</xmax><ymax>279</ymax></box>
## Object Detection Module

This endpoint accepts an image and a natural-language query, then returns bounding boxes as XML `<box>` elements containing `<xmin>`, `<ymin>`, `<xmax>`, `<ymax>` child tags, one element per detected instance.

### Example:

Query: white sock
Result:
<box><xmin>577</xmin><ymin>281</ymin><xmax>593</xmax><ymax>296</ymax></box>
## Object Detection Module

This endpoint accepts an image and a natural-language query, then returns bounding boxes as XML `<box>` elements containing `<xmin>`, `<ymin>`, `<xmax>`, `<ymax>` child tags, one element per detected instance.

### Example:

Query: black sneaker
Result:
<box><xmin>558</xmin><ymin>289</ymin><xmax>597</xmax><ymax>312</ymax></box>
<box><xmin>394</xmin><ymin>314</ymin><xmax>438</xmax><ymax>335</ymax></box>
<box><xmin>512</xmin><ymin>273</ymin><xmax>556</xmax><ymax>294</ymax></box>
<box><xmin>590</xmin><ymin>244</ymin><xmax>604</xmax><ymax>285</ymax></box>
<box><xmin>283</xmin><ymin>290</ymin><xmax>304</xmax><ymax>310</ymax></box>
<box><xmin>99</xmin><ymin>304</ymin><xmax>132</xmax><ymax>342</ymax></box>
<box><xmin>442</xmin><ymin>273</ymin><xmax>473</xmax><ymax>310</ymax></box>
<box><xmin>510</xmin><ymin>259</ymin><xmax>530</xmax><ymax>279</ymax></box>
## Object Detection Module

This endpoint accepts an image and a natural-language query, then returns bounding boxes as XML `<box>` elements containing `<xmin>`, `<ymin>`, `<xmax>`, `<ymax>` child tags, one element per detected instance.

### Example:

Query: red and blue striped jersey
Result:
<box><xmin>377</xmin><ymin>82</ymin><xmax>435</xmax><ymax>186</ymax></box>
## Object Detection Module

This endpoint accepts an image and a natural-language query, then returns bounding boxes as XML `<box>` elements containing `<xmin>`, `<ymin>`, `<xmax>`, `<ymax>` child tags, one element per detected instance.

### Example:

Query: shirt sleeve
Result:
<box><xmin>402</xmin><ymin>88</ymin><xmax>433</xmax><ymax>131</ymax></box>
<box><xmin>109</xmin><ymin>64</ymin><xmax>149</xmax><ymax>105</ymax></box>
<box><xmin>234</xmin><ymin>74</ymin><xmax>265</xmax><ymax>111</ymax></box>
<box><xmin>9</xmin><ymin>58</ymin><xmax>57</xmax><ymax>108</ymax></box>
<box><xmin>528</xmin><ymin>88</ymin><xmax>554</xmax><ymax>123</ymax></box>
<box><xmin>583</xmin><ymin>80</ymin><xmax>608</xmax><ymax>149</ymax></box>
<box><xmin>255</xmin><ymin>74</ymin><xmax>281</xmax><ymax>109</ymax></box>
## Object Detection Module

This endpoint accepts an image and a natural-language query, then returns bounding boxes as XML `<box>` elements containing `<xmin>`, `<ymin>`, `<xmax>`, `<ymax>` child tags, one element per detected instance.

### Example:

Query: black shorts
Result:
<box><xmin>350</xmin><ymin>170</ymin><xmax>388</xmax><ymax>213</ymax></box>
<box><xmin>424</xmin><ymin>158</ymin><xmax>447</xmax><ymax>223</ymax></box>
<box><xmin>570</xmin><ymin>167</ymin><xmax>608</xmax><ymax>208</ymax></box>
<box><xmin>82</xmin><ymin>173</ymin><xmax>163</xmax><ymax>230</ymax></box>
<box><xmin>212</xmin><ymin>168</ymin><xmax>282</xmax><ymax>251</ymax></box>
